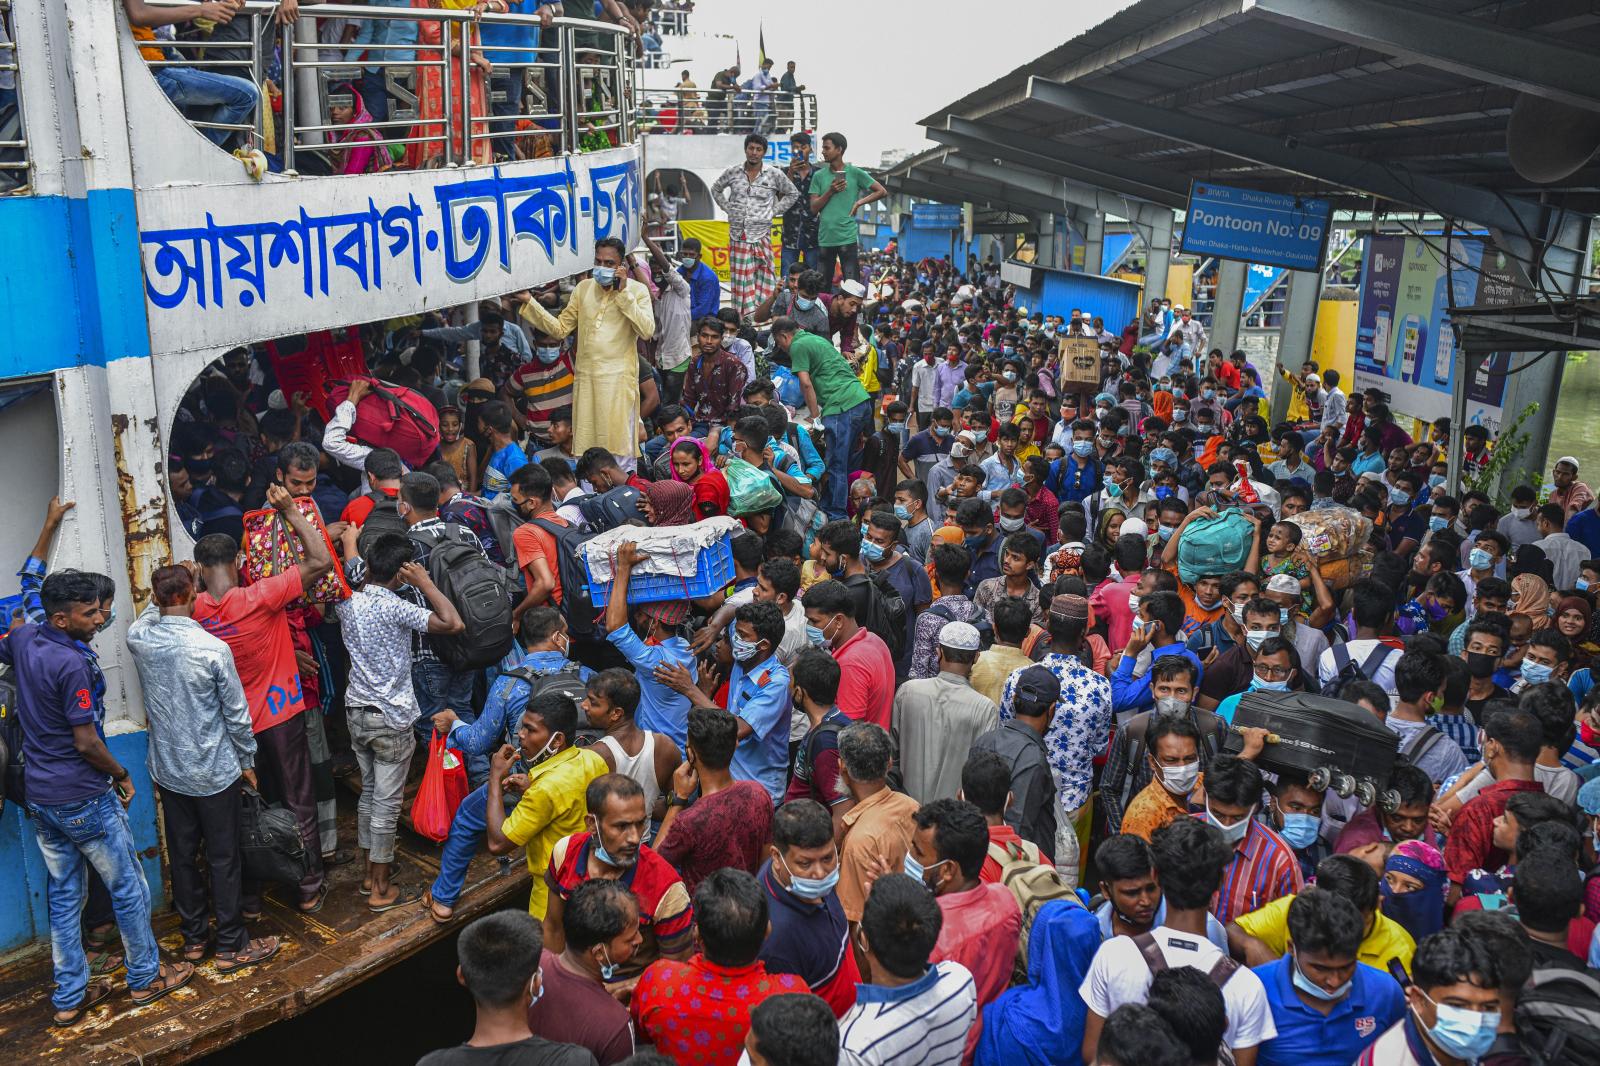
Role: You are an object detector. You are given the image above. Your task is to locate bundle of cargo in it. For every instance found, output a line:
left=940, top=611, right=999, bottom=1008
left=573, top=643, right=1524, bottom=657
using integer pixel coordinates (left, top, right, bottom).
left=1287, top=507, right=1373, bottom=589
left=580, top=516, right=743, bottom=607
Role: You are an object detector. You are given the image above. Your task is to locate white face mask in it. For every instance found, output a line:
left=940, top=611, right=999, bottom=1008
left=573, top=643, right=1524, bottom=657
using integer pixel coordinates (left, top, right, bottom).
left=1159, top=759, right=1200, bottom=795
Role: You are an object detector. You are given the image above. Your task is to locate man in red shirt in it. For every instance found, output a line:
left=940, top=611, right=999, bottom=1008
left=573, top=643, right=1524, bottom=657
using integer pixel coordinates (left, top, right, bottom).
left=1443, top=707, right=1547, bottom=906
left=543, top=774, right=694, bottom=990
left=192, top=484, right=334, bottom=912
left=338, top=446, right=404, bottom=529
left=801, top=579, right=893, bottom=728
left=960, top=751, right=1053, bottom=883
left=631, top=868, right=808, bottom=1066
left=910, top=798, right=1022, bottom=1062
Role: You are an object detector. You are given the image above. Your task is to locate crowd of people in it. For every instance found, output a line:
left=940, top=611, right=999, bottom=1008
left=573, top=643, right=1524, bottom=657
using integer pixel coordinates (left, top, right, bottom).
left=8, top=122, right=1600, bottom=1065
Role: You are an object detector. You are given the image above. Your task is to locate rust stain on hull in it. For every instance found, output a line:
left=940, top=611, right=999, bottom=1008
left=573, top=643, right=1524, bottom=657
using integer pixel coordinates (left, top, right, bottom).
left=109, top=413, right=171, bottom=614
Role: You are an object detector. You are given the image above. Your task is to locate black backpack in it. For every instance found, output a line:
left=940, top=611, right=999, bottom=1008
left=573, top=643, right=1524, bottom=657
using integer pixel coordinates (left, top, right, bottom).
left=1515, top=967, right=1600, bottom=1066
left=577, top=486, right=645, bottom=533
left=502, top=663, right=595, bottom=744
left=526, top=517, right=601, bottom=639
left=356, top=492, right=409, bottom=559
left=411, top=524, right=516, bottom=672
left=843, top=571, right=907, bottom=661
left=1322, top=641, right=1399, bottom=700
left=484, top=493, right=528, bottom=569
left=0, top=663, right=24, bottom=813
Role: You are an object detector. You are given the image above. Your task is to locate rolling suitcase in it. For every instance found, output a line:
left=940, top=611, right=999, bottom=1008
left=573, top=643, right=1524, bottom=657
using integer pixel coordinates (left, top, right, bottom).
left=1222, top=690, right=1400, bottom=809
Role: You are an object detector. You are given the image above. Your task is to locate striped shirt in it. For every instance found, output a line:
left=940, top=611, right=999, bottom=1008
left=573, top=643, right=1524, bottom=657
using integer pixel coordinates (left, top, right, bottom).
left=1426, top=709, right=1481, bottom=764
left=507, top=354, right=576, bottom=435
left=838, top=961, right=977, bottom=1066
left=1207, top=816, right=1305, bottom=925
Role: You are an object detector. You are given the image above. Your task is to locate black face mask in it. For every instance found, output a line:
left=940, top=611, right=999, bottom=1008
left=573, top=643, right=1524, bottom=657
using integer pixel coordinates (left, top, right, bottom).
left=1465, top=652, right=1499, bottom=679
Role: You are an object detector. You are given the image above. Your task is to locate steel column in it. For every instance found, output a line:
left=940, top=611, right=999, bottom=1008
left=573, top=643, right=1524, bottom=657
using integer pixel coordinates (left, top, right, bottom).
left=1210, top=259, right=1248, bottom=356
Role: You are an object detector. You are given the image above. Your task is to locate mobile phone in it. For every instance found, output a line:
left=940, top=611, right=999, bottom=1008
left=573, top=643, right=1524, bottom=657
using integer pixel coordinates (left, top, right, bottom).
left=1434, top=323, right=1454, bottom=386
left=1400, top=316, right=1421, bottom=381
left=1372, top=306, right=1392, bottom=365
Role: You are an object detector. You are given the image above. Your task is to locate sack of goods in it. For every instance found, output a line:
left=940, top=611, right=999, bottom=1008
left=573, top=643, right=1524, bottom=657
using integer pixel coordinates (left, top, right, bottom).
left=1223, top=690, right=1400, bottom=810
left=1288, top=507, right=1374, bottom=590
left=1175, top=507, right=1254, bottom=587
left=580, top=516, right=743, bottom=607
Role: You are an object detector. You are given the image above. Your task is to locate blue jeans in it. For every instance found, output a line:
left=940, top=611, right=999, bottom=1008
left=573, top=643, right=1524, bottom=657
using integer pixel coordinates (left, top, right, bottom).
left=781, top=244, right=820, bottom=277
left=820, top=398, right=874, bottom=520
left=356, top=68, right=390, bottom=124
left=490, top=71, right=525, bottom=142
left=153, top=67, right=260, bottom=148
left=430, top=782, right=515, bottom=908
left=413, top=660, right=488, bottom=786
left=30, top=790, right=161, bottom=1009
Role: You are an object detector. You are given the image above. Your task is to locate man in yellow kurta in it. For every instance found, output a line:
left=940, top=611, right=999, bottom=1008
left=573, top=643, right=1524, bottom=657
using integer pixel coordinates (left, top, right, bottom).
left=518, top=238, right=655, bottom=468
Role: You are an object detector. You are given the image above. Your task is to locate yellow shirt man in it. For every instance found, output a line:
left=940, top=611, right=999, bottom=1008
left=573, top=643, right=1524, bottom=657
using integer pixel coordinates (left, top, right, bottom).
left=970, top=645, right=1034, bottom=707
left=501, top=744, right=609, bottom=917
left=1232, top=892, right=1416, bottom=973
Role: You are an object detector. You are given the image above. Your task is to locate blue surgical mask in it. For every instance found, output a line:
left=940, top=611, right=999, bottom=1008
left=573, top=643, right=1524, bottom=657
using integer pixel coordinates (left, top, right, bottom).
left=1250, top=675, right=1291, bottom=692
left=795, top=296, right=815, bottom=311
left=1290, top=948, right=1351, bottom=1002
left=591, top=833, right=633, bottom=868
left=1206, top=803, right=1253, bottom=844
left=893, top=504, right=911, bottom=522
left=1173, top=408, right=1188, bottom=422
left=1519, top=659, right=1554, bottom=685
left=1157, top=523, right=1177, bottom=541
left=1389, top=486, right=1411, bottom=507
left=1105, top=481, right=1123, bottom=499
left=1579, top=578, right=1591, bottom=592
left=1428, top=515, right=1447, bottom=532
left=933, top=425, right=951, bottom=438
left=1428, top=473, right=1445, bottom=489
left=1419, top=993, right=1500, bottom=1062
left=779, top=854, right=840, bottom=900
left=1072, top=440, right=1094, bottom=458
left=592, top=265, right=617, bottom=286
left=901, top=853, right=946, bottom=889
left=1245, top=629, right=1278, bottom=651
left=1279, top=607, right=1291, bottom=626
left=806, top=624, right=828, bottom=648
left=536, top=345, right=563, bottom=365
left=1202, top=388, right=1215, bottom=400
left=859, top=539, right=886, bottom=563
left=1278, top=812, right=1322, bottom=851
left=597, top=948, right=619, bottom=982
left=1469, top=547, right=1493, bottom=571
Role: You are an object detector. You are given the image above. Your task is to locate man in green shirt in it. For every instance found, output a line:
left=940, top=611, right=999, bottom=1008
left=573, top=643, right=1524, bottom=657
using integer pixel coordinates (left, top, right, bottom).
left=772, top=317, right=873, bottom=522
left=808, top=131, right=886, bottom=291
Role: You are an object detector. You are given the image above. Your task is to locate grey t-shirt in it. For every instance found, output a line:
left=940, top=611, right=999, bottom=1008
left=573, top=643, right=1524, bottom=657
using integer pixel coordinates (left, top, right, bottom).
left=771, top=290, right=829, bottom=334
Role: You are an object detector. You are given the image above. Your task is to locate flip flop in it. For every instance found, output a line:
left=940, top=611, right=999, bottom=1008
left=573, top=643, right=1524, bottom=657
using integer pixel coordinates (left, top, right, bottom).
left=51, top=981, right=112, bottom=1028
left=295, top=886, right=329, bottom=915
left=129, top=961, right=195, bottom=1007
left=368, top=884, right=423, bottom=914
left=214, top=936, right=281, bottom=974
left=321, top=848, right=357, bottom=868
left=420, top=889, right=454, bottom=924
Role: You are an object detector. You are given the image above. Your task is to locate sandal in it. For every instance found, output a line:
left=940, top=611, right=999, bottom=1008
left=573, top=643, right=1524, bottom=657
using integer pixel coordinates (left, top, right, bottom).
left=180, top=940, right=209, bottom=964
left=129, top=961, right=195, bottom=1006
left=83, top=924, right=117, bottom=952
left=421, top=889, right=454, bottom=924
left=321, top=847, right=357, bottom=868
left=368, top=883, right=423, bottom=914
left=295, top=886, right=328, bottom=915
left=87, top=949, right=124, bottom=976
left=214, top=936, right=281, bottom=974
left=51, top=980, right=113, bottom=1027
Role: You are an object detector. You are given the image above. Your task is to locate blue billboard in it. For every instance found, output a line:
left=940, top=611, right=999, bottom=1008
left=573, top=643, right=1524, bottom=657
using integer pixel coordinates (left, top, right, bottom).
left=911, top=203, right=962, bottom=229
left=1180, top=181, right=1332, bottom=272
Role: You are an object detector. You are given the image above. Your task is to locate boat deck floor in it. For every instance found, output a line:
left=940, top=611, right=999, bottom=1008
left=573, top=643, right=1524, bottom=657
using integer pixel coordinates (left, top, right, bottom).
left=0, top=780, right=528, bottom=1064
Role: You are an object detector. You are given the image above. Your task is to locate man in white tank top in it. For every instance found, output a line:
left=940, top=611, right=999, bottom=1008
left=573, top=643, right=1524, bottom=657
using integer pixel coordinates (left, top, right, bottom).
left=582, top=667, right=684, bottom=823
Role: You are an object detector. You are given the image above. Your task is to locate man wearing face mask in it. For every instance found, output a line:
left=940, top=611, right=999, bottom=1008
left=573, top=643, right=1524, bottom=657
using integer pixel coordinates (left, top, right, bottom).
left=516, top=238, right=656, bottom=474
left=676, top=237, right=721, bottom=323
left=907, top=798, right=1022, bottom=1060
left=525, top=878, right=642, bottom=1064
left=757, top=800, right=862, bottom=1017
left=1101, top=657, right=1229, bottom=833
left=1205, top=754, right=1305, bottom=924
left=1356, top=928, right=1504, bottom=1066
left=1251, top=889, right=1404, bottom=1066
left=1045, top=419, right=1105, bottom=505
left=1120, top=715, right=1206, bottom=842
left=543, top=774, right=694, bottom=991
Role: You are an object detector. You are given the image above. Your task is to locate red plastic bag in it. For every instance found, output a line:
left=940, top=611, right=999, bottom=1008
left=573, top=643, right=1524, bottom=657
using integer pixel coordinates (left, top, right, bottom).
left=410, top=732, right=469, bottom=843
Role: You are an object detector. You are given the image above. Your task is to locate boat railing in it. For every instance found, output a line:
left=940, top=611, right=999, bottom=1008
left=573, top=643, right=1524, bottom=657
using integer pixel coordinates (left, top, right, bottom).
left=0, top=0, right=27, bottom=194
left=634, top=86, right=817, bottom=137
left=135, top=1, right=636, bottom=174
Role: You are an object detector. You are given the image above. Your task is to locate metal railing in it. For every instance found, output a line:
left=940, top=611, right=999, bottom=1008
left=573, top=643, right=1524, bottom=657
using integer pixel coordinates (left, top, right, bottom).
left=649, top=9, right=690, bottom=37
left=635, top=87, right=817, bottom=136
left=0, top=0, right=27, bottom=193
left=138, top=2, right=635, bottom=173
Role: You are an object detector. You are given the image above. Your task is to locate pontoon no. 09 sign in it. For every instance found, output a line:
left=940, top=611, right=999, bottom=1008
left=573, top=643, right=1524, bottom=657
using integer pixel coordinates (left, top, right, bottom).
left=1180, top=181, right=1332, bottom=273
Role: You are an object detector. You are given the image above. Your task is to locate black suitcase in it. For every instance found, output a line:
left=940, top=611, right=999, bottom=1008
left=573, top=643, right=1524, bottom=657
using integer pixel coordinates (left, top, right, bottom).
left=1222, top=690, right=1399, bottom=808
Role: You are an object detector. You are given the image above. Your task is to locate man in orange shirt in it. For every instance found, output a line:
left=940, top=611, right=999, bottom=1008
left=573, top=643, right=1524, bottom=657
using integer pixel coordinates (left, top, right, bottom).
left=835, top=723, right=919, bottom=926
left=1121, top=716, right=1203, bottom=842
left=507, top=463, right=567, bottom=632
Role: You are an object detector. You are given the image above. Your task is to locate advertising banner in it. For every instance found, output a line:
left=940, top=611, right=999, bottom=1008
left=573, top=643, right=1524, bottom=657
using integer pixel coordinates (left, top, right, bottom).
left=1352, top=234, right=1521, bottom=431
left=1180, top=181, right=1332, bottom=272
left=675, top=219, right=783, bottom=282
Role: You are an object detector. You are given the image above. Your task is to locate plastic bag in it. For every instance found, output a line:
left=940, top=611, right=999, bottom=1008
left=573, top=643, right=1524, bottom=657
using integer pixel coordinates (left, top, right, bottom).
left=724, top=457, right=784, bottom=515
left=410, top=732, right=469, bottom=843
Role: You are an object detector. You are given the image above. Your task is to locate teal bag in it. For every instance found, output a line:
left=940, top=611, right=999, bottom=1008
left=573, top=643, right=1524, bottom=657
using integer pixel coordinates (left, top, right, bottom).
left=1175, top=507, right=1254, bottom=586
left=725, top=458, right=784, bottom=515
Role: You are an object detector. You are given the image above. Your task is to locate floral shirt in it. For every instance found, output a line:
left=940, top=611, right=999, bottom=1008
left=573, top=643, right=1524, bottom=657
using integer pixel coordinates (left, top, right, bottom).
left=1000, top=652, right=1113, bottom=813
left=712, top=164, right=800, bottom=241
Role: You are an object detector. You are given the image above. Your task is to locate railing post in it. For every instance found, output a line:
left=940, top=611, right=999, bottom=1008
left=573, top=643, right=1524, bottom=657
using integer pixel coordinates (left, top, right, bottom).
left=249, top=12, right=264, bottom=150
left=459, top=15, right=474, bottom=164
left=560, top=25, right=577, bottom=155
left=440, top=12, right=454, bottom=165
left=292, top=13, right=322, bottom=153
left=281, top=20, right=295, bottom=171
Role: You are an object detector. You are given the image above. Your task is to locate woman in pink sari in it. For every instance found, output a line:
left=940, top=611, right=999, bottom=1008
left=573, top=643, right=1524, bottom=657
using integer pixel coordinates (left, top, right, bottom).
left=405, top=0, right=496, bottom=168
left=327, top=82, right=384, bottom=175
left=669, top=436, right=730, bottom=519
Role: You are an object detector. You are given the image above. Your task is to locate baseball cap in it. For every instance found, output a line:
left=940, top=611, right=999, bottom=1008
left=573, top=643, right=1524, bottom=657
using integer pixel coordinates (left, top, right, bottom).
left=1013, top=665, right=1062, bottom=708
left=937, top=621, right=981, bottom=652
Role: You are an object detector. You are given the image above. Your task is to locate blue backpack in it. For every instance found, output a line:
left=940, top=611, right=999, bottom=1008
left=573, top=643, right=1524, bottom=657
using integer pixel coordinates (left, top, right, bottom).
left=1175, top=507, right=1254, bottom=586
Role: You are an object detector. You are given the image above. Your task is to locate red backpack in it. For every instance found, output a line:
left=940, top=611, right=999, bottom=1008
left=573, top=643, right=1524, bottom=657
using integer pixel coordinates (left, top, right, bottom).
left=325, top=377, right=440, bottom=469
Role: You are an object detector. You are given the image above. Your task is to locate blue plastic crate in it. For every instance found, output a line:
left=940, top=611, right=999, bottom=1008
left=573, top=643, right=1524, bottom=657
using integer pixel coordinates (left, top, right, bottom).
left=584, top=536, right=735, bottom=608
